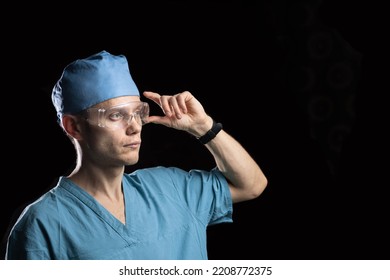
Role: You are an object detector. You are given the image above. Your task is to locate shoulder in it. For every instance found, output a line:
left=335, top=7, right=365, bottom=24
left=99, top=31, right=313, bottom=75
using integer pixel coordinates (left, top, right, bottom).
left=125, top=166, right=187, bottom=180
left=12, top=194, right=55, bottom=228
left=9, top=183, right=69, bottom=235
left=124, top=166, right=227, bottom=188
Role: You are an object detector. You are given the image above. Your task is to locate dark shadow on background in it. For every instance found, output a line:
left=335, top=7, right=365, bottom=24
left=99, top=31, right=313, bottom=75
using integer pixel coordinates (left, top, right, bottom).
left=1, top=0, right=389, bottom=260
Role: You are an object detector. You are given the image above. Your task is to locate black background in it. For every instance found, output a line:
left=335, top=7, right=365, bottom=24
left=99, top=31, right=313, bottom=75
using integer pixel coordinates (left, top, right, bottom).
left=1, top=1, right=388, bottom=259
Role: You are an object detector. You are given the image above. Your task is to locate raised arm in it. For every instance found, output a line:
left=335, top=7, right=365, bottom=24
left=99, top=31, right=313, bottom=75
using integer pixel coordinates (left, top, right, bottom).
left=143, top=91, right=268, bottom=203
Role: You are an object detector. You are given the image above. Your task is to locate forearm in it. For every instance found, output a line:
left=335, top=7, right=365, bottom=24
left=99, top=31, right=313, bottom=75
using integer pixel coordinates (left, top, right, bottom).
left=204, top=128, right=268, bottom=203
left=142, top=90, right=267, bottom=202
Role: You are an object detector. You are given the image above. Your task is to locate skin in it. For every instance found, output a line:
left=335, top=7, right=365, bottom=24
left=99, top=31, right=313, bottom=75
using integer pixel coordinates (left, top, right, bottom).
left=62, top=91, right=268, bottom=224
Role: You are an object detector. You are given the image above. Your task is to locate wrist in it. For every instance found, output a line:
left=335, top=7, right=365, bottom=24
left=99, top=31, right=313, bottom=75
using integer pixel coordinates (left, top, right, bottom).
left=197, top=119, right=223, bottom=144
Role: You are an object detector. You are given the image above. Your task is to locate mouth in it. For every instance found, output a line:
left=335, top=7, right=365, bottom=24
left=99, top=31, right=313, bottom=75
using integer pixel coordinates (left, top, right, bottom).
left=124, top=141, right=141, bottom=149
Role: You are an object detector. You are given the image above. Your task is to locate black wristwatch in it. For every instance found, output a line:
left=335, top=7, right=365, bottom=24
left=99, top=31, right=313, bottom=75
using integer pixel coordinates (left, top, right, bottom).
left=197, top=119, right=223, bottom=144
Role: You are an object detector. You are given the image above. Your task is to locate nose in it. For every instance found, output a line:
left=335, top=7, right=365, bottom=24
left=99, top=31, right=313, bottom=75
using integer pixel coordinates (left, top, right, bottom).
left=125, top=114, right=142, bottom=134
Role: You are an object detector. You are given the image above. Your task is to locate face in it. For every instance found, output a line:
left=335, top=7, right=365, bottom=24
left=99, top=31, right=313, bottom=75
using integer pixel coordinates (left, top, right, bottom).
left=79, top=96, right=149, bottom=168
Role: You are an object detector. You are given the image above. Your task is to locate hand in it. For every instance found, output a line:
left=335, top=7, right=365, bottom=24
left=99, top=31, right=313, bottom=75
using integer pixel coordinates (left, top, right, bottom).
left=142, top=91, right=213, bottom=137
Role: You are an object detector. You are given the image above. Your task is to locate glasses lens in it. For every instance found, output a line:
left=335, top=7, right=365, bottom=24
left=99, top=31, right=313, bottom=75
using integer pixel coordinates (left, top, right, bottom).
left=86, top=102, right=149, bottom=129
left=104, top=102, right=149, bottom=129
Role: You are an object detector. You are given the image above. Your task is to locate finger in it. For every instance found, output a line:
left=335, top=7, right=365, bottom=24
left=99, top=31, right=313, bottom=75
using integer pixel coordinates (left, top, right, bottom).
left=175, top=92, right=190, bottom=114
left=168, top=96, right=183, bottom=119
left=159, top=95, right=174, bottom=117
left=143, top=91, right=172, bottom=116
left=146, top=115, right=170, bottom=126
left=142, top=91, right=161, bottom=106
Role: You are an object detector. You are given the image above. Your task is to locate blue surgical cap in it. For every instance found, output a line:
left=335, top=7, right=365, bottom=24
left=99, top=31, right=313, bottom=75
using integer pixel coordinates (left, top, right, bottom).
left=52, top=50, right=139, bottom=121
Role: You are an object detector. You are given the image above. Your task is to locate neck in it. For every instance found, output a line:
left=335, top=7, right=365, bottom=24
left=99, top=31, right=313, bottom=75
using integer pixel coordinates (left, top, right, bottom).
left=68, top=165, right=126, bottom=225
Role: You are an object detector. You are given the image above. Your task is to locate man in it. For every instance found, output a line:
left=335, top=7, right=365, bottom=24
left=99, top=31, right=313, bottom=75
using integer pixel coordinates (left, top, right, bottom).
left=6, top=50, right=267, bottom=259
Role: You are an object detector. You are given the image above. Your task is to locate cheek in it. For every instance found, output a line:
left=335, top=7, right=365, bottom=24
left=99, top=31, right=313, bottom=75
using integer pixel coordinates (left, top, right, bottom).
left=85, top=130, right=118, bottom=151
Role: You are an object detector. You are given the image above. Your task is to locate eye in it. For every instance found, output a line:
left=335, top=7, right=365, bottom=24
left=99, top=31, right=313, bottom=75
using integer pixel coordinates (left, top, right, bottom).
left=108, top=111, right=125, bottom=122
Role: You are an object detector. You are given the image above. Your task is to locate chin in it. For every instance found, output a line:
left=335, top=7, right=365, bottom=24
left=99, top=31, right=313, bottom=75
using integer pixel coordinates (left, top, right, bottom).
left=123, top=157, right=139, bottom=166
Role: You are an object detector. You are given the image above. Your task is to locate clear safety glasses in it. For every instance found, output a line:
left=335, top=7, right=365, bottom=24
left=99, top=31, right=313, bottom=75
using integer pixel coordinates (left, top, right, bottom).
left=85, top=101, right=150, bottom=130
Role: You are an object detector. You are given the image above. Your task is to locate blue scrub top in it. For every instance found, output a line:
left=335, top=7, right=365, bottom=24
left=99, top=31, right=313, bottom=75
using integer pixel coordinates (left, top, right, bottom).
left=6, top=166, right=233, bottom=260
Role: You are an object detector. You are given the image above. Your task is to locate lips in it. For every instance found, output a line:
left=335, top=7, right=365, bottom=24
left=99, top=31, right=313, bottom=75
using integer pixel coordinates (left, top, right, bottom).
left=124, top=141, right=141, bottom=148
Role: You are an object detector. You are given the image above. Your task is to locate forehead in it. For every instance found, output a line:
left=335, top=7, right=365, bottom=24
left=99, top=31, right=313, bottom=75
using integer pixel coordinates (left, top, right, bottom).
left=93, top=96, right=141, bottom=108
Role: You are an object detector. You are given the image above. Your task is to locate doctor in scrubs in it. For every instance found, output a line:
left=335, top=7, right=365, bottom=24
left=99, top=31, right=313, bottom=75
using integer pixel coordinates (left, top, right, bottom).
left=5, top=50, right=267, bottom=260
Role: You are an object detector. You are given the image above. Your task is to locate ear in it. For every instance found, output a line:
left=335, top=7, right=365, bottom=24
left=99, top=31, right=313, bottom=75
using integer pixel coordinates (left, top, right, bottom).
left=62, top=115, right=83, bottom=140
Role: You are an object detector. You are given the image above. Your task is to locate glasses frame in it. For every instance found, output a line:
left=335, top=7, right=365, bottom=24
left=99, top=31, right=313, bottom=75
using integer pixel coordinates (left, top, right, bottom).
left=84, top=101, right=149, bottom=130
